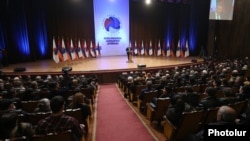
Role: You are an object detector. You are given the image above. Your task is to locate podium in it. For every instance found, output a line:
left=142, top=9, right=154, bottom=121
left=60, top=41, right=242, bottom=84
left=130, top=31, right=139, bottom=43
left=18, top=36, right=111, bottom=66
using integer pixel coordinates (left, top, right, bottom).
left=126, top=50, right=133, bottom=63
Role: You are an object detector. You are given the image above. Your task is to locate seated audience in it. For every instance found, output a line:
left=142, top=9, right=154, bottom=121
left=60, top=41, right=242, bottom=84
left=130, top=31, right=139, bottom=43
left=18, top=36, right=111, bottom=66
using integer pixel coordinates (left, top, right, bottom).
left=165, top=94, right=195, bottom=126
left=219, top=87, right=238, bottom=105
left=138, top=80, right=155, bottom=101
left=33, top=98, right=51, bottom=113
left=0, top=98, right=16, bottom=112
left=236, top=85, right=250, bottom=101
left=196, top=87, right=222, bottom=110
left=0, top=111, right=34, bottom=140
left=67, top=92, right=91, bottom=133
left=150, top=85, right=173, bottom=108
left=181, top=86, right=200, bottom=108
left=35, top=96, right=85, bottom=141
left=188, top=105, right=237, bottom=141
left=236, top=99, right=250, bottom=125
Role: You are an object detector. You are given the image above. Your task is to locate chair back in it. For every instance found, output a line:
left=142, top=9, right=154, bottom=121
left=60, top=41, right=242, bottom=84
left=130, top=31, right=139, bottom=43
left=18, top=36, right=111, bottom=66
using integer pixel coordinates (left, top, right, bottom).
left=154, top=98, right=170, bottom=120
left=164, top=110, right=205, bottom=141
left=147, top=98, right=170, bottom=122
left=21, top=101, right=39, bottom=113
left=228, top=100, right=248, bottom=118
left=33, top=130, right=73, bottom=141
left=65, top=108, right=82, bottom=124
left=130, top=85, right=146, bottom=101
left=202, top=107, right=219, bottom=124
left=175, top=110, right=204, bottom=141
left=143, top=90, right=158, bottom=104
left=24, top=112, right=51, bottom=126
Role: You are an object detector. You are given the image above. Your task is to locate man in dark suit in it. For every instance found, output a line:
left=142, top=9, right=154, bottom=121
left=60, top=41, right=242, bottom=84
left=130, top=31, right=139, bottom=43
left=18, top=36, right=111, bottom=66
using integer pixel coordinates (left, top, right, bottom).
left=126, top=47, right=132, bottom=61
left=209, top=0, right=227, bottom=20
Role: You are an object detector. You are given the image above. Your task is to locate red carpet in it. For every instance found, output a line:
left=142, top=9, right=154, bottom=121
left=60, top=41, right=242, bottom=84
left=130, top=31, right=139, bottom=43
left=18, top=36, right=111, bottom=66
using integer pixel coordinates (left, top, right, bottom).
left=94, top=84, right=157, bottom=141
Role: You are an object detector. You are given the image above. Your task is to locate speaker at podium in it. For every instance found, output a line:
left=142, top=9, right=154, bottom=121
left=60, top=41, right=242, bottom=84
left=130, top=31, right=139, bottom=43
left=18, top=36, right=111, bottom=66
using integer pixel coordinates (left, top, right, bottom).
left=126, top=47, right=133, bottom=63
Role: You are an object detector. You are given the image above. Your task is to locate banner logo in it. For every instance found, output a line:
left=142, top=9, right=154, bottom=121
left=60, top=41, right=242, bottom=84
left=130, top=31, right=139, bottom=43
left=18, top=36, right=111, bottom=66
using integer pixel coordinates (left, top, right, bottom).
left=104, top=16, right=121, bottom=33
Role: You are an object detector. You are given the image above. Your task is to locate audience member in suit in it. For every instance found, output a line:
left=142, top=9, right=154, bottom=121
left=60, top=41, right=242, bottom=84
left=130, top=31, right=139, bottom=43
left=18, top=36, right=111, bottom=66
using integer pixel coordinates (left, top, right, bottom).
left=47, top=81, right=68, bottom=99
left=212, top=78, right=222, bottom=91
left=236, top=85, right=250, bottom=101
left=219, top=87, right=238, bottom=105
left=236, top=99, right=250, bottom=125
left=35, top=96, right=85, bottom=141
left=69, top=78, right=81, bottom=92
left=0, top=111, right=34, bottom=140
left=196, top=87, right=222, bottom=110
left=66, top=92, right=91, bottom=134
left=138, top=80, right=155, bottom=101
left=209, top=0, right=231, bottom=20
left=187, top=105, right=237, bottom=141
left=150, top=85, right=173, bottom=108
left=124, top=76, right=134, bottom=98
left=80, top=80, right=95, bottom=99
left=154, top=76, right=167, bottom=97
left=165, top=94, right=195, bottom=126
left=181, top=86, right=200, bottom=108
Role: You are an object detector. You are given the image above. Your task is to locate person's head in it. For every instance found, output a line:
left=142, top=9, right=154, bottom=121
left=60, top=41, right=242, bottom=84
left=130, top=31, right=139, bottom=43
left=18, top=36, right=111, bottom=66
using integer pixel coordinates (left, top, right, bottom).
left=204, top=87, right=217, bottom=97
left=37, top=98, right=51, bottom=112
left=223, top=87, right=235, bottom=97
left=171, top=95, right=185, bottom=112
left=164, top=85, right=173, bottom=94
left=0, top=99, right=16, bottom=111
left=50, top=96, right=65, bottom=113
left=0, top=112, right=18, bottom=130
left=217, top=105, right=236, bottom=122
left=72, top=92, right=86, bottom=106
left=185, top=86, right=194, bottom=93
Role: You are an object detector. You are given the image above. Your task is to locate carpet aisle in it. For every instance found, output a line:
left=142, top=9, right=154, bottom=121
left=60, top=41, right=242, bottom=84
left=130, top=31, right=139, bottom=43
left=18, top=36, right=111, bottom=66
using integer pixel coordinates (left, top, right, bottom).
left=93, top=84, right=158, bottom=141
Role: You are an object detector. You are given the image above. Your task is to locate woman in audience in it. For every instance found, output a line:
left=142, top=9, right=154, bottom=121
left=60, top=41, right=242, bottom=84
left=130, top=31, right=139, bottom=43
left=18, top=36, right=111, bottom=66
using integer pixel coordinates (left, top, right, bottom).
left=67, top=92, right=91, bottom=133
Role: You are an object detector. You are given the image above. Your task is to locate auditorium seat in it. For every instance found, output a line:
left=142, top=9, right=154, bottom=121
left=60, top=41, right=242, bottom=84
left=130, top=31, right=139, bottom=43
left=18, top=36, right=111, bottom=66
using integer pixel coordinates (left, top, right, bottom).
left=201, top=107, right=219, bottom=125
left=21, top=100, right=39, bottom=113
left=146, top=97, right=170, bottom=123
left=137, top=90, right=157, bottom=114
left=163, top=110, right=205, bottom=141
left=18, top=112, right=51, bottom=126
left=129, top=85, right=146, bottom=102
left=228, top=100, right=248, bottom=118
left=33, top=130, right=74, bottom=141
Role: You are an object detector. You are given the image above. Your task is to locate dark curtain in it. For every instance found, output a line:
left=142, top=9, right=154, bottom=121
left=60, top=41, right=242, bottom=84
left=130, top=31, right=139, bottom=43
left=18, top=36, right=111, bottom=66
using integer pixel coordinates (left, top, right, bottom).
left=130, top=0, right=210, bottom=56
left=0, top=0, right=209, bottom=64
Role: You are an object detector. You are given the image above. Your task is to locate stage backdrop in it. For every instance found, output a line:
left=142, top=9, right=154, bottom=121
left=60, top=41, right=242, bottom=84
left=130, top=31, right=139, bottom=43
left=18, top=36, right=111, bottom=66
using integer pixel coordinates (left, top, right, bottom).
left=93, top=0, right=129, bottom=56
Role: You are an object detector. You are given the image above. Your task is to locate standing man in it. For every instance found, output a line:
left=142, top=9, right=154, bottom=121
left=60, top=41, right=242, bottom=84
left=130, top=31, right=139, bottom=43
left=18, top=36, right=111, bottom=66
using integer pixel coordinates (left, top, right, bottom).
left=126, top=46, right=132, bottom=62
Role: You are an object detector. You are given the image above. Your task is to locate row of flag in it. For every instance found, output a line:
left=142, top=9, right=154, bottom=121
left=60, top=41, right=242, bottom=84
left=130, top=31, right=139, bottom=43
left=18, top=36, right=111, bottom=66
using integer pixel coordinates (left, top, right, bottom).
left=52, top=38, right=190, bottom=63
left=53, top=37, right=101, bottom=63
left=129, top=40, right=190, bottom=58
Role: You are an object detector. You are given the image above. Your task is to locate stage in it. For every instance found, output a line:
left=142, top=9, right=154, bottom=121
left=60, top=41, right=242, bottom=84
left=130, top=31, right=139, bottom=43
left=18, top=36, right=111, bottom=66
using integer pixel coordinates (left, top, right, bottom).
left=0, top=55, right=203, bottom=83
